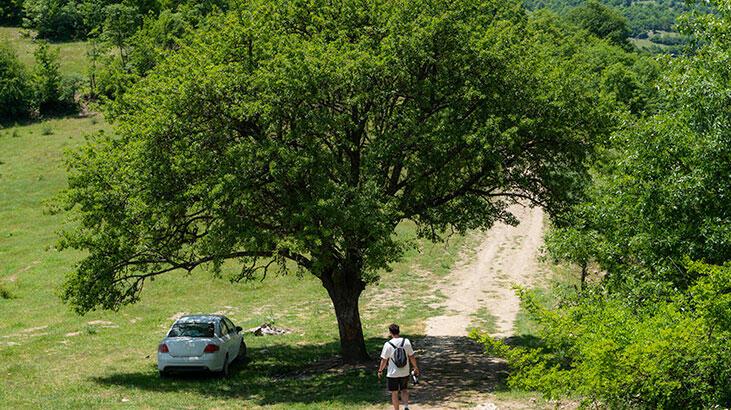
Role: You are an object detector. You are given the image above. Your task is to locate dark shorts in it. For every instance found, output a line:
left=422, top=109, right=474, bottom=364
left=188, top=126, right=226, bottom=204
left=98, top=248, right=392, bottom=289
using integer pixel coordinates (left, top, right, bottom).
left=387, top=376, right=409, bottom=391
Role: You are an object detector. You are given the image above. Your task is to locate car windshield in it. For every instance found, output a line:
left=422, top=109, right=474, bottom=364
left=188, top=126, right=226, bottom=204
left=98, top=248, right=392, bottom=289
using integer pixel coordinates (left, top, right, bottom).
left=168, top=322, right=215, bottom=338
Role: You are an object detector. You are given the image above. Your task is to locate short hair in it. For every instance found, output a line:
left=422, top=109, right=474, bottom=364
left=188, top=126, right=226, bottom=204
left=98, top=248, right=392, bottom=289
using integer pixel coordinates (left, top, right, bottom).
left=388, top=324, right=400, bottom=335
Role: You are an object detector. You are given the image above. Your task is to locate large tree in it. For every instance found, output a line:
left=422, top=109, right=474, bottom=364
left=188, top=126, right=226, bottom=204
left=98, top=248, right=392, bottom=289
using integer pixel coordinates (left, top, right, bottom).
left=59, top=0, right=613, bottom=362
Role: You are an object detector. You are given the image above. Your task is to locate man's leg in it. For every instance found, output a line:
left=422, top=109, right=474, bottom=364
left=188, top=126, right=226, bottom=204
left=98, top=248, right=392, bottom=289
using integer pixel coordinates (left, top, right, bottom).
left=391, top=391, right=399, bottom=410
left=402, top=388, right=409, bottom=408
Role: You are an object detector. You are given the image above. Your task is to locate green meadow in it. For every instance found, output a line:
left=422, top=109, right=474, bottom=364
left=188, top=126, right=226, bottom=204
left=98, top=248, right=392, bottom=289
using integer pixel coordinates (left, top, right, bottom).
left=0, top=27, right=88, bottom=77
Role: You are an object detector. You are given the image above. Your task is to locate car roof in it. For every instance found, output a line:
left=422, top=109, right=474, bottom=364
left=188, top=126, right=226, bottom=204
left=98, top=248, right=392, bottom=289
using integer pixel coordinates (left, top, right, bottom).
left=175, top=314, right=227, bottom=323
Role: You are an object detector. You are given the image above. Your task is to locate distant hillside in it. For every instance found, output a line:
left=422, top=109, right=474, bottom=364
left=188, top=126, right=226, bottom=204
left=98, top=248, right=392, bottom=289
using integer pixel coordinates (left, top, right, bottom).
left=524, top=0, right=692, bottom=36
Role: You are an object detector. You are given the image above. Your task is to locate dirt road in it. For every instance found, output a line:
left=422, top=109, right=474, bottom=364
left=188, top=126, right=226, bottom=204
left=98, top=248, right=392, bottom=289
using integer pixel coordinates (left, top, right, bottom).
left=425, top=205, right=545, bottom=338
left=412, top=205, right=549, bottom=409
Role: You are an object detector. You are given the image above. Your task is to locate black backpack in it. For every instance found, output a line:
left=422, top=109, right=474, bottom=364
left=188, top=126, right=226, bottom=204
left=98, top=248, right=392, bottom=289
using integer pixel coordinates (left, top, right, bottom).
left=388, top=338, right=408, bottom=368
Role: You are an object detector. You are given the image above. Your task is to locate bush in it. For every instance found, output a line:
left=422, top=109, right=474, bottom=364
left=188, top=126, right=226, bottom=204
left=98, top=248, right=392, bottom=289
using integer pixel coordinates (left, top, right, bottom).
left=0, top=284, right=15, bottom=299
left=33, top=41, right=78, bottom=115
left=0, top=42, right=34, bottom=121
left=473, top=262, right=731, bottom=408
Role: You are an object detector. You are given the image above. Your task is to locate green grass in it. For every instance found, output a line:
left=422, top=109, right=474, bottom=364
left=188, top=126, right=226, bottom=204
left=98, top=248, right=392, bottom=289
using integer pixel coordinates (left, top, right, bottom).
left=630, top=37, right=658, bottom=50
left=630, top=30, right=684, bottom=52
left=0, top=116, right=470, bottom=408
left=468, top=306, right=497, bottom=335
left=0, top=26, right=88, bottom=77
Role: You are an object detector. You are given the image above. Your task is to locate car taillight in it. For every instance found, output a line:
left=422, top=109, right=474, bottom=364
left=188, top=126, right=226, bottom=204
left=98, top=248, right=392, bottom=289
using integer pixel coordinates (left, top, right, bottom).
left=203, top=344, right=219, bottom=353
left=158, top=343, right=169, bottom=353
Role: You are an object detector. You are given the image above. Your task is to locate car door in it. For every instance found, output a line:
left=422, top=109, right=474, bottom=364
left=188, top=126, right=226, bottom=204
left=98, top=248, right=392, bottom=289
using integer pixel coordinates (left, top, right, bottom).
left=218, top=320, right=233, bottom=361
left=223, top=317, right=239, bottom=358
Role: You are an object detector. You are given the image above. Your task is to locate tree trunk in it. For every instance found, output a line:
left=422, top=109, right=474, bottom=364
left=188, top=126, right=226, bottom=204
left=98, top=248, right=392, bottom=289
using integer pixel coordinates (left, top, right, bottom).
left=321, top=266, right=370, bottom=363
left=330, top=289, right=369, bottom=363
left=580, top=261, right=588, bottom=290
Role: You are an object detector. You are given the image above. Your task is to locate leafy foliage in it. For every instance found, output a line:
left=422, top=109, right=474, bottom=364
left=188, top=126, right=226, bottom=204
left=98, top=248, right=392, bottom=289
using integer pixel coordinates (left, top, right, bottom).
left=0, top=0, right=24, bottom=24
left=473, top=261, right=731, bottom=408
left=21, top=0, right=227, bottom=41
left=33, top=41, right=78, bottom=115
left=23, top=0, right=87, bottom=40
left=566, top=0, right=630, bottom=48
left=0, top=41, right=33, bottom=121
left=546, top=3, right=731, bottom=294
left=93, top=8, right=194, bottom=104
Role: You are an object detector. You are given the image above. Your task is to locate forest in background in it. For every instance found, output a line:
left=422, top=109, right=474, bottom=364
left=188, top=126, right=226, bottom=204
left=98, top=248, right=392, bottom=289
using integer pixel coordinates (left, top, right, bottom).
left=525, top=0, right=691, bottom=35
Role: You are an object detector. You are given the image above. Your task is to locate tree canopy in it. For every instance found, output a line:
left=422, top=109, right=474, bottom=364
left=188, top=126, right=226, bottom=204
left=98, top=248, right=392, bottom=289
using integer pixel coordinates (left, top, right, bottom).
left=567, top=0, right=631, bottom=48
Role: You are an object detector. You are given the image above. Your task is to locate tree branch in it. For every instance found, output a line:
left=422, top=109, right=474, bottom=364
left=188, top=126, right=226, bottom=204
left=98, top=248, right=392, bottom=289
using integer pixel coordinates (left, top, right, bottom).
left=112, top=248, right=312, bottom=286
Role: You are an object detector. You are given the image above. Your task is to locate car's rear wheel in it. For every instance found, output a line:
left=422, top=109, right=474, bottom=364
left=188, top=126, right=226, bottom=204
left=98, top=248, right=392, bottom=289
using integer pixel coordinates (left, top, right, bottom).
left=220, top=354, right=230, bottom=378
left=236, top=340, right=247, bottom=362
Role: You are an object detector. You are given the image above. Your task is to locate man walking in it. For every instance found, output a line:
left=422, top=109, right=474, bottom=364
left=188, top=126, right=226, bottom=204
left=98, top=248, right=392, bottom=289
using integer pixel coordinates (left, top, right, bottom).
left=378, top=324, right=420, bottom=410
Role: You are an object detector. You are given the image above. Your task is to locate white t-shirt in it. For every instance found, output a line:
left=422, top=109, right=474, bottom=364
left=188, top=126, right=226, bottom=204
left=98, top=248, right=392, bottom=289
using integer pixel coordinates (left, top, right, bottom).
left=380, top=337, right=414, bottom=378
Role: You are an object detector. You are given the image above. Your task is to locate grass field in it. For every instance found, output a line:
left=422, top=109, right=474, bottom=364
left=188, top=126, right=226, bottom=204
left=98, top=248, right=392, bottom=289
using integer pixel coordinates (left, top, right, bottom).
left=0, top=115, right=472, bottom=408
left=0, top=27, right=88, bottom=77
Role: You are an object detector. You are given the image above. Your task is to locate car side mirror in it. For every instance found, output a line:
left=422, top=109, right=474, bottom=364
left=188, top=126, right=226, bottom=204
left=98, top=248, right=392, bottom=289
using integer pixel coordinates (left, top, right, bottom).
left=235, top=326, right=243, bottom=333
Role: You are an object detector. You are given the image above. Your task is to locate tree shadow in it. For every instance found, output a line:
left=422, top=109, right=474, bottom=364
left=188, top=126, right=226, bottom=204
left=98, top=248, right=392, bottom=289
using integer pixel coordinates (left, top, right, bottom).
left=93, top=335, right=509, bottom=407
left=413, top=335, right=509, bottom=406
left=0, top=111, right=91, bottom=129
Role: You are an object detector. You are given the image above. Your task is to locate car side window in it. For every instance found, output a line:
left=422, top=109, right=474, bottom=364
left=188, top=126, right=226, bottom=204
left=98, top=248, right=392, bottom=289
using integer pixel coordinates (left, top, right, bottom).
left=224, top=318, right=236, bottom=334
left=219, top=320, right=229, bottom=336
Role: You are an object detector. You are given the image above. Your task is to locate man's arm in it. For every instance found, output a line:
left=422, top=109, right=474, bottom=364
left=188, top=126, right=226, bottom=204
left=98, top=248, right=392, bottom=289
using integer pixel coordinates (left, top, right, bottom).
left=409, top=354, right=420, bottom=376
left=378, top=358, right=388, bottom=380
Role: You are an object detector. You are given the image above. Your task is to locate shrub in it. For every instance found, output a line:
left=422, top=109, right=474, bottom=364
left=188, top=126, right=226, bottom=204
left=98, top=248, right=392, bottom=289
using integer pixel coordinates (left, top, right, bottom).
left=0, top=284, right=14, bottom=299
left=33, top=41, right=78, bottom=115
left=473, top=262, right=731, bottom=408
left=0, top=42, right=33, bottom=121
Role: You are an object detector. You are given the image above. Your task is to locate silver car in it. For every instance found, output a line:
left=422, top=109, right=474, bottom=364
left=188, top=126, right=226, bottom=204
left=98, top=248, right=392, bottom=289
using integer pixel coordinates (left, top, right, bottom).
left=157, top=314, right=246, bottom=377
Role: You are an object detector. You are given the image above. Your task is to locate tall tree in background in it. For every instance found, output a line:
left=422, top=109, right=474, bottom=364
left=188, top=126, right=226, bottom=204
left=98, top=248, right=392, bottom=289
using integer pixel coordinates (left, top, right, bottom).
left=568, top=0, right=631, bottom=49
left=100, top=3, right=139, bottom=67
left=59, top=0, right=613, bottom=362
